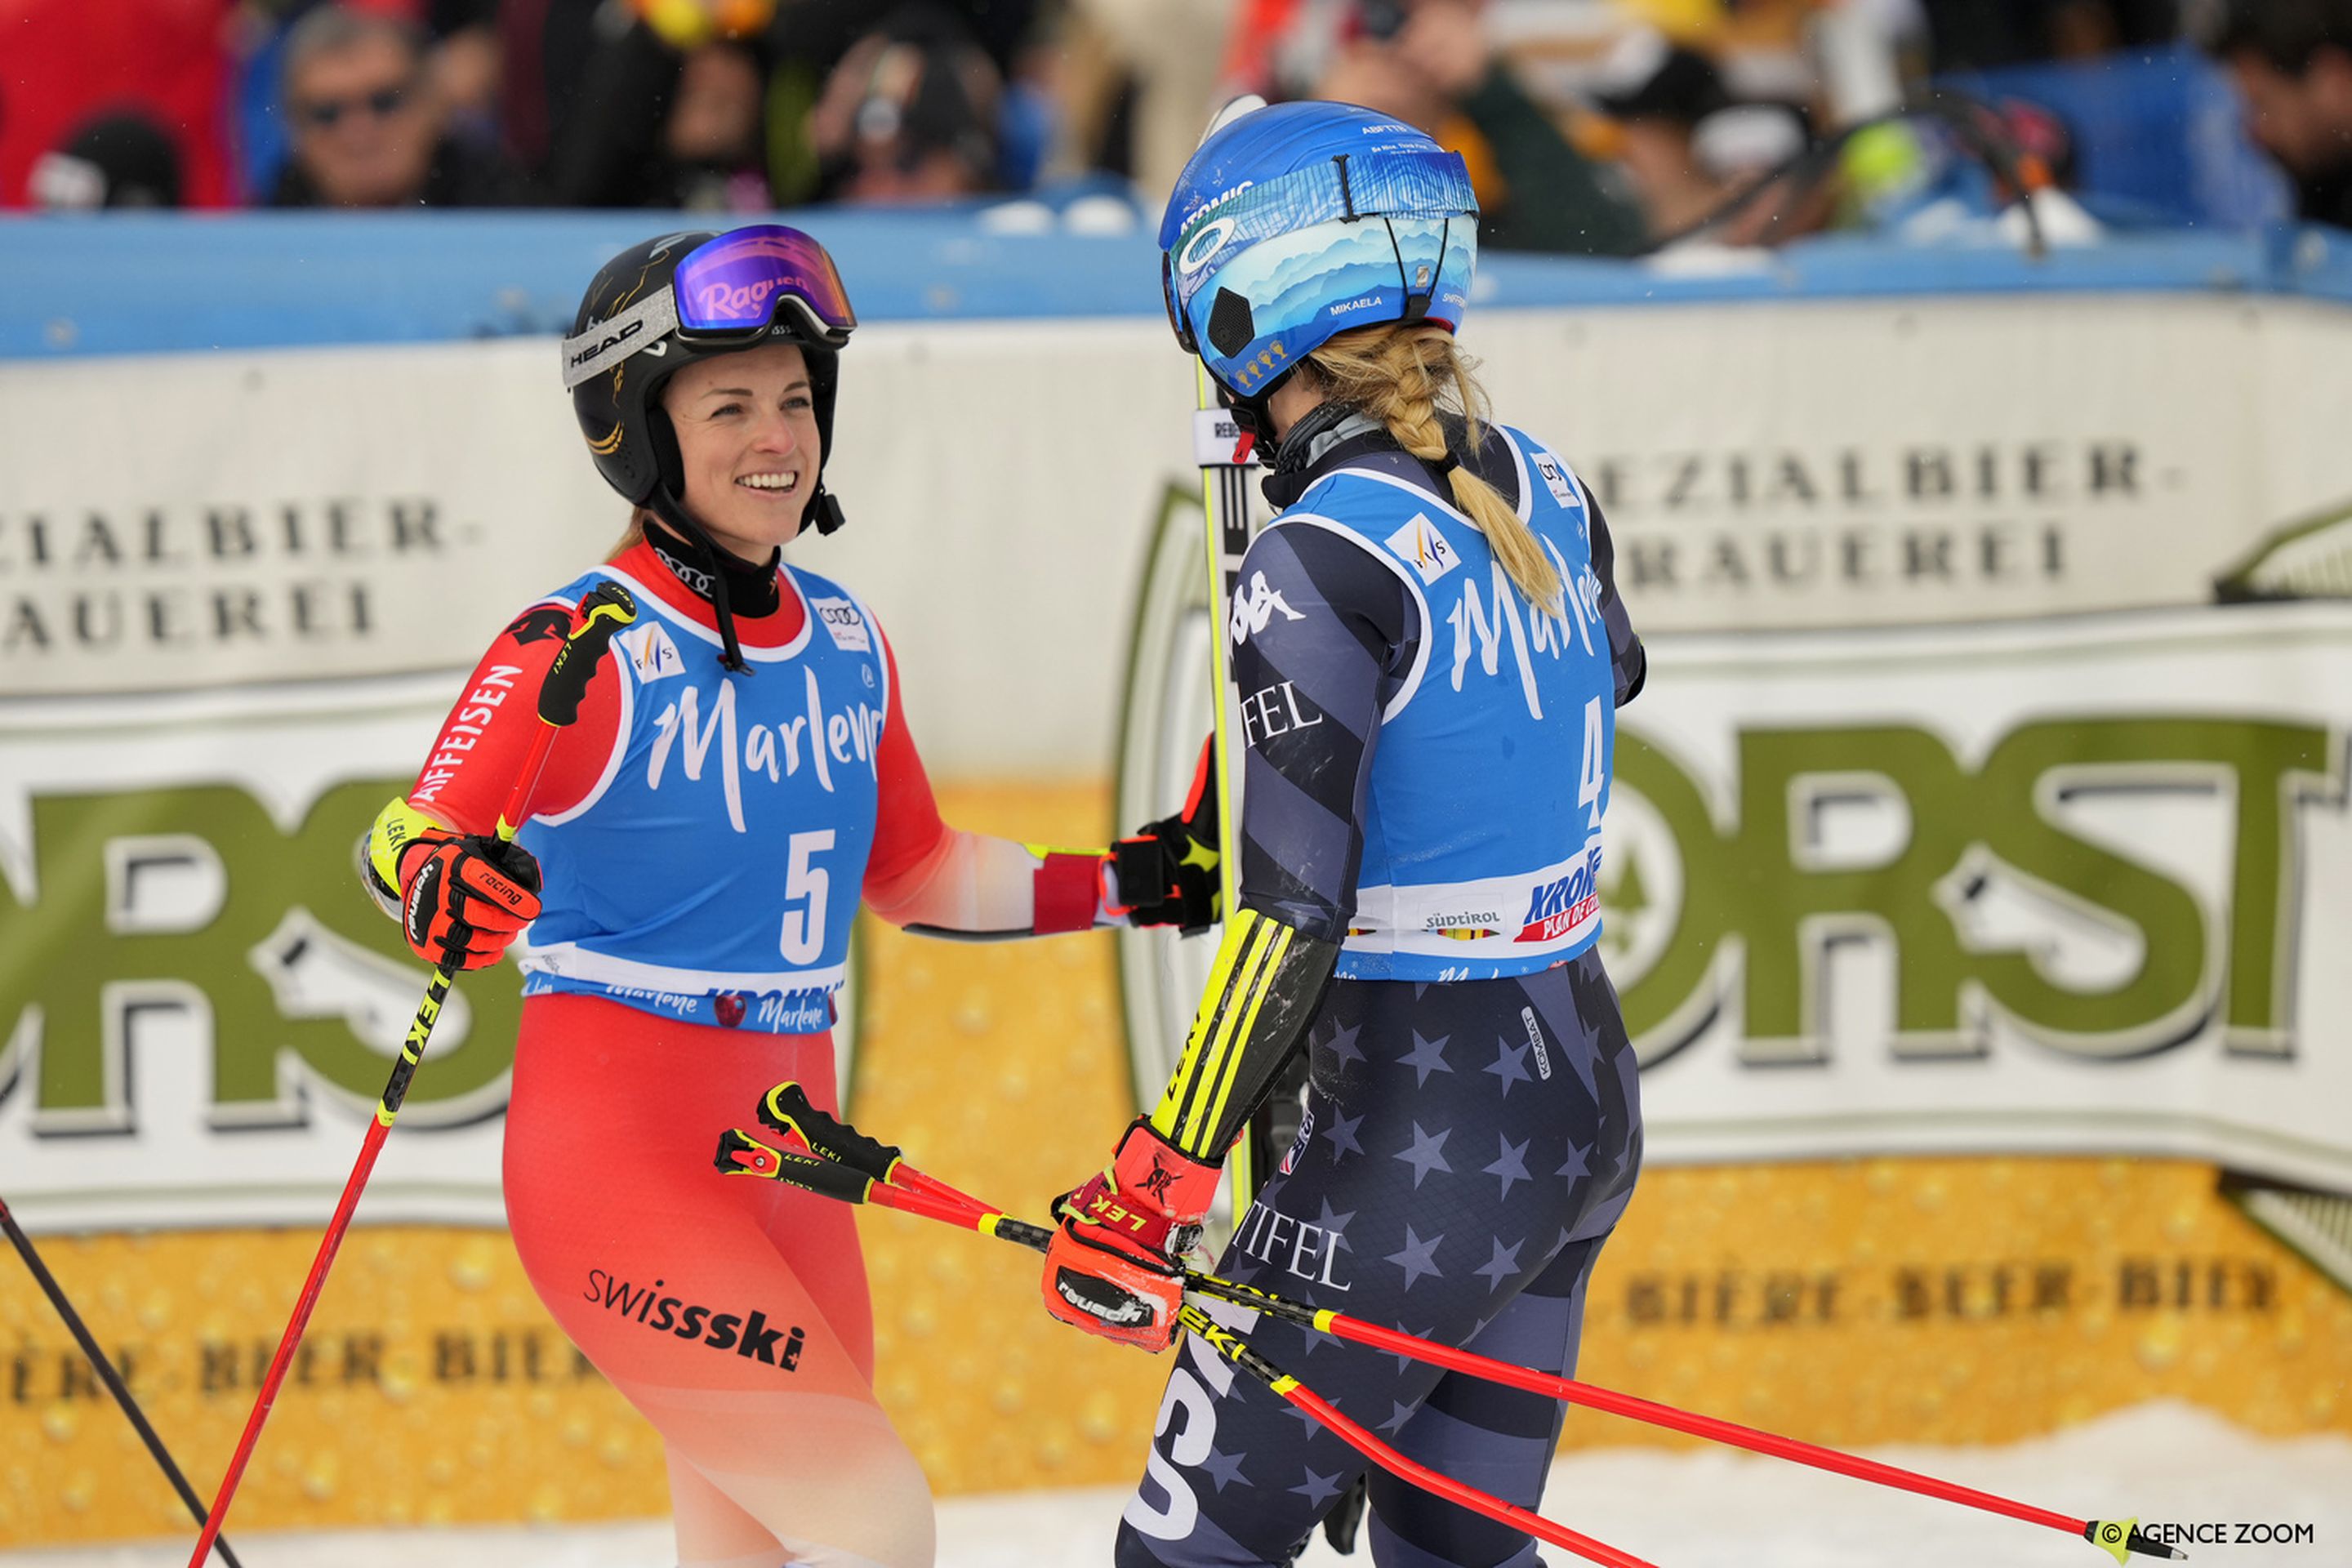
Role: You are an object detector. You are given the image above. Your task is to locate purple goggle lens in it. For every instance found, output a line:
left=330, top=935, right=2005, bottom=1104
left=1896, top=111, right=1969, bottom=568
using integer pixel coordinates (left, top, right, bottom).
left=673, top=225, right=857, bottom=344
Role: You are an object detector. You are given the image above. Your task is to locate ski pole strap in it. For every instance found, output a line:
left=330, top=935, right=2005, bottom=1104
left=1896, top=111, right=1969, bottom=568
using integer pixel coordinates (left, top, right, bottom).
left=537, top=579, right=637, bottom=728
left=758, top=1080, right=903, bottom=1183
left=712, top=1129, right=875, bottom=1203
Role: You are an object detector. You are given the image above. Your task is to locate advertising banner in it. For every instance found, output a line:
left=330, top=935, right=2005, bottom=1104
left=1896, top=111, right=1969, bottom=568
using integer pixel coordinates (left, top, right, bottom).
left=5, top=263, right=2352, bottom=1546
left=1606, top=605, right=2350, bottom=1187
left=1472, top=294, right=2352, bottom=630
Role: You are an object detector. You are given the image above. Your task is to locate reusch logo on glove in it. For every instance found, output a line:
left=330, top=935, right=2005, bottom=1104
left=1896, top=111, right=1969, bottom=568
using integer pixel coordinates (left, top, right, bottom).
left=1056, top=1268, right=1154, bottom=1328
left=403, top=858, right=442, bottom=946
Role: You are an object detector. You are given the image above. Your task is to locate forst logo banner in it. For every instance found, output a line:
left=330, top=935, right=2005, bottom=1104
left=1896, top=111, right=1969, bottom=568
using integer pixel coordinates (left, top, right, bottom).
left=12, top=618, right=2338, bottom=1224
left=1589, top=608, right=2350, bottom=1190
left=0, top=675, right=522, bottom=1234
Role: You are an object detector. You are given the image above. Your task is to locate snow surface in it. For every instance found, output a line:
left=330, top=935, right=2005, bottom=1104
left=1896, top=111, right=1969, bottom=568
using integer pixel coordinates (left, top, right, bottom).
left=13, top=1404, right=2348, bottom=1567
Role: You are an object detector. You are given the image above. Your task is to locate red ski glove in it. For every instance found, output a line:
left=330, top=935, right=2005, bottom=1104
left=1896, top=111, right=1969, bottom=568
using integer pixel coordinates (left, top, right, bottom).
left=1042, top=1120, right=1222, bottom=1352
left=361, top=795, right=542, bottom=970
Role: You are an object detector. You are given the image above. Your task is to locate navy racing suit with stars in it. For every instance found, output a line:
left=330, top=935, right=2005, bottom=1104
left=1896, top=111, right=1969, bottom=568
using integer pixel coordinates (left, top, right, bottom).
left=1116, top=412, right=1646, bottom=1568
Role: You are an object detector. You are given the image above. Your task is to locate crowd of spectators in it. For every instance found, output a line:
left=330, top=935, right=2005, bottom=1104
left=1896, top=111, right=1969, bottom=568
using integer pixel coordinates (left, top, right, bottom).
left=7, top=0, right=2350, bottom=252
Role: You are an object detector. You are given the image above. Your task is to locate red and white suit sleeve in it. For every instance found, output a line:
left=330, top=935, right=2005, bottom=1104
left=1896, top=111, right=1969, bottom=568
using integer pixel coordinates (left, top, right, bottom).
left=404, top=595, right=624, bottom=833
left=859, top=628, right=1107, bottom=938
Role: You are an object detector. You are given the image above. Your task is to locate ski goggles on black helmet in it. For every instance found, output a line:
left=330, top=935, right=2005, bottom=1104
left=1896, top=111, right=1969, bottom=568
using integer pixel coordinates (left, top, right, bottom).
left=561, top=225, right=857, bottom=390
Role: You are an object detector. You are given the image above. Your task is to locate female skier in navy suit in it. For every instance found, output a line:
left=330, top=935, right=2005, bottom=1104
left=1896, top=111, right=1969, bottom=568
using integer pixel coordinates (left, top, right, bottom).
left=1038, top=105, right=1650, bottom=1568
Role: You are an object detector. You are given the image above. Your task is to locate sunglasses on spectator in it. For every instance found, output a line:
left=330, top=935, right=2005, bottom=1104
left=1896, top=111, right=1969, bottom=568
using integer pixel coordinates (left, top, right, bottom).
left=296, top=82, right=412, bottom=129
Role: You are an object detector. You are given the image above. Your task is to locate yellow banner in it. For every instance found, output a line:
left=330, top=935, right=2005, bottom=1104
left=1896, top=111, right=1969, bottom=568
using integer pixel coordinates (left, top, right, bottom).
left=3, top=786, right=2348, bottom=1546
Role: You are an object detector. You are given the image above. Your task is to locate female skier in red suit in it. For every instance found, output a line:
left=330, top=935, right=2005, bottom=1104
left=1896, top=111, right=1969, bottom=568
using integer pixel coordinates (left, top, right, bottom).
left=360, top=226, right=1215, bottom=1568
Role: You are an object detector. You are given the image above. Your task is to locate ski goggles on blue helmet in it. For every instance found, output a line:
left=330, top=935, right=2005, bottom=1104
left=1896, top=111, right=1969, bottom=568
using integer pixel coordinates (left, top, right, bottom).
left=1160, top=145, right=1474, bottom=355
left=562, top=224, right=857, bottom=390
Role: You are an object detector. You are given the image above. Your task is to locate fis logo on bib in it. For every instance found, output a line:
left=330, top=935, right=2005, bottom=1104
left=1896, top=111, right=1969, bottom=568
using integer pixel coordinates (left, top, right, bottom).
left=1383, top=514, right=1459, bottom=585
left=1516, top=855, right=1601, bottom=944
left=620, top=622, right=684, bottom=683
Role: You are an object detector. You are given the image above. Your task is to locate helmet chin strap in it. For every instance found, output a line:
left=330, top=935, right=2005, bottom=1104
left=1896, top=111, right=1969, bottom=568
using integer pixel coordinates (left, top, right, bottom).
left=804, top=483, right=847, bottom=536
left=1222, top=363, right=1302, bottom=457
left=645, top=489, right=765, bottom=675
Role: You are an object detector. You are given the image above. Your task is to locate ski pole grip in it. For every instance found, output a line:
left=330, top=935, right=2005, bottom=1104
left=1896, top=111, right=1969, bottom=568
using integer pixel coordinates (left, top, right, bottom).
left=757, top=1081, right=902, bottom=1183
left=539, top=580, right=638, bottom=727
left=713, top=1129, right=874, bottom=1203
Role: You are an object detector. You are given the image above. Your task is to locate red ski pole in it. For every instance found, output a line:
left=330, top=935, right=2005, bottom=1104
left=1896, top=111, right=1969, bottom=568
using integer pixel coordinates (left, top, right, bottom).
left=723, top=1092, right=2185, bottom=1566
left=711, top=1128, right=1659, bottom=1568
left=185, top=582, right=635, bottom=1567
left=1201, top=1279, right=2180, bottom=1564
left=1174, top=1302, right=1655, bottom=1568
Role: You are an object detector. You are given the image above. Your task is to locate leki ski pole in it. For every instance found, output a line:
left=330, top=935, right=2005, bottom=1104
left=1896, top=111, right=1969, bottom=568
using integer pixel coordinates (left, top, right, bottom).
left=0, top=1196, right=244, bottom=1566
left=717, top=1088, right=2185, bottom=1567
left=716, top=1102, right=1654, bottom=1568
left=186, top=581, right=635, bottom=1567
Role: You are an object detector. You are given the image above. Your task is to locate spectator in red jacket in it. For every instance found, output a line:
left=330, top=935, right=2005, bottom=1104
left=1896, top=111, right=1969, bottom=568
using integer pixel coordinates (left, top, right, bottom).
left=0, top=0, right=232, bottom=207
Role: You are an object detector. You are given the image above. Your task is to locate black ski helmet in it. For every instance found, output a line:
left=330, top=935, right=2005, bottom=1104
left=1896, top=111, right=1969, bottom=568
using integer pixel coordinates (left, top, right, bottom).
left=563, top=225, right=857, bottom=540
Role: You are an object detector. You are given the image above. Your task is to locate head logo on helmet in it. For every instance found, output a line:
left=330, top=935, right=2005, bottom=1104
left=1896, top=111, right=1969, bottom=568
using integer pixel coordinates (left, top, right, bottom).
left=565, top=316, right=644, bottom=372
left=1158, top=101, right=1480, bottom=416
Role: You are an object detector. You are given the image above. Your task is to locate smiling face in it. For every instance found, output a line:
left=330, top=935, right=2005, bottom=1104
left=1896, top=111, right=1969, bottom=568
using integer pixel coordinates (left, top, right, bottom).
left=660, top=342, right=823, bottom=561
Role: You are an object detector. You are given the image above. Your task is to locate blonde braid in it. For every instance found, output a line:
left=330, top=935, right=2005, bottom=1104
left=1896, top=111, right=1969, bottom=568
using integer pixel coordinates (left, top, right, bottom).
left=1307, top=323, right=1564, bottom=616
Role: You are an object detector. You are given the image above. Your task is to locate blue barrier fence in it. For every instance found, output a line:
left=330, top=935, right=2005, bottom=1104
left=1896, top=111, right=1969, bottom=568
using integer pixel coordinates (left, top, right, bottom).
left=4, top=208, right=2350, bottom=360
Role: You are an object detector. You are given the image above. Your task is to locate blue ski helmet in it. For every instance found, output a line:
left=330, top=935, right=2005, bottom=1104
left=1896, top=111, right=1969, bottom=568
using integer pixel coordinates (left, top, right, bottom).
left=1160, top=101, right=1478, bottom=407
